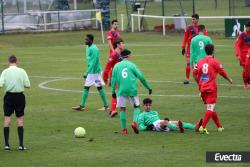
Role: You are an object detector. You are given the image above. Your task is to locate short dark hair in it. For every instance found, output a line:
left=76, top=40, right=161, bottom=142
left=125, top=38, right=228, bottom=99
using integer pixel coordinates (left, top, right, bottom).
left=112, top=19, right=118, bottom=25
left=143, top=98, right=152, bottom=105
left=121, top=49, right=131, bottom=58
left=164, top=117, right=170, bottom=121
left=113, top=38, right=123, bottom=49
left=246, top=21, right=250, bottom=28
left=8, top=55, right=17, bottom=63
left=198, top=25, right=205, bottom=32
left=192, top=14, right=199, bottom=19
left=86, top=34, right=94, bottom=41
left=205, top=44, right=214, bottom=55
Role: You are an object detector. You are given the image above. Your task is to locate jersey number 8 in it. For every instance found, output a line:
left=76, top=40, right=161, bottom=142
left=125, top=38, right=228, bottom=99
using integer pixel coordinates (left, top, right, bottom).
left=202, top=63, right=209, bottom=74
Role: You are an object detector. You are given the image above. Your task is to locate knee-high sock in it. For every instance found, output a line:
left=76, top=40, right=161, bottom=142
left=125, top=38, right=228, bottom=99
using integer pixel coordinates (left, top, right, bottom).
left=98, top=89, right=108, bottom=107
left=132, top=108, right=140, bottom=123
left=120, top=111, right=126, bottom=129
left=186, top=65, right=191, bottom=79
left=211, top=112, right=222, bottom=128
left=202, top=110, right=213, bottom=128
left=167, top=123, right=178, bottom=131
left=243, top=69, right=248, bottom=86
left=80, top=88, right=89, bottom=107
left=4, top=127, right=9, bottom=146
left=182, top=122, right=195, bottom=129
left=18, top=126, right=24, bottom=147
left=110, top=97, right=117, bottom=112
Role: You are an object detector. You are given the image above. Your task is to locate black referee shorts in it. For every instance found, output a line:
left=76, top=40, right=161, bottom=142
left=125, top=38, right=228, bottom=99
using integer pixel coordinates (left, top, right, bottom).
left=3, top=92, right=26, bottom=117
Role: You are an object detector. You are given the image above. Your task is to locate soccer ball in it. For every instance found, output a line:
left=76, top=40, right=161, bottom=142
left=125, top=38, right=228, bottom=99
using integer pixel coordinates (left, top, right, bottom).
left=74, top=127, right=86, bottom=138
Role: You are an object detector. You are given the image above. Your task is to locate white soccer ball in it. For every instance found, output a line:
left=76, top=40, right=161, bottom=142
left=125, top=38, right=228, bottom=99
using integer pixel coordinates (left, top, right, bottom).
left=74, top=127, right=86, bottom=138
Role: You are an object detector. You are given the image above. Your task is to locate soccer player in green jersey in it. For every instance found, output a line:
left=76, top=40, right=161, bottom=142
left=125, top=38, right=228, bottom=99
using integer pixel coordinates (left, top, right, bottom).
left=190, top=25, right=213, bottom=67
left=138, top=98, right=202, bottom=133
left=72, top=34, right=108, bottom=111
left=111, top=49, right=152, bottom=134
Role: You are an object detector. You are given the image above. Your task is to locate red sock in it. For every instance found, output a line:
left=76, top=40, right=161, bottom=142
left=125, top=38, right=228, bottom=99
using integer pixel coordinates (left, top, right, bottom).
left=212, top=112, right=222, bottom=128
left=110, top=97, right=117, bottom=112
left=186, top=65, right=191, bottom=79
left=202, top=110, right=213, bottom=128
left=243, top=68, right=249, bottom=86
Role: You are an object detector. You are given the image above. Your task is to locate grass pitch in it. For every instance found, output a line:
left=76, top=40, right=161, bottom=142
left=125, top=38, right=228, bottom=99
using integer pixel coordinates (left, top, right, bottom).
left=0, top=30, right=249, bottom=167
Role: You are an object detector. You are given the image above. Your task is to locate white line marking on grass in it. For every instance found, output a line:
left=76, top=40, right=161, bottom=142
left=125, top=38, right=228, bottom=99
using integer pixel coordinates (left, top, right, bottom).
left=37, top=77, right=249, bottom=99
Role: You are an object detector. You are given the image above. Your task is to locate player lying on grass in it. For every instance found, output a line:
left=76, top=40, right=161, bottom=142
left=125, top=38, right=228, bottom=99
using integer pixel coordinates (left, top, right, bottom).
left=138, top=98, right=202, bottom=133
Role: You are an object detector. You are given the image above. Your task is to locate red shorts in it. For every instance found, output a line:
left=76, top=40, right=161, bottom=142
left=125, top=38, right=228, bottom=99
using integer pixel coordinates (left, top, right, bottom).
left=200, top=92, right=217, bottom=104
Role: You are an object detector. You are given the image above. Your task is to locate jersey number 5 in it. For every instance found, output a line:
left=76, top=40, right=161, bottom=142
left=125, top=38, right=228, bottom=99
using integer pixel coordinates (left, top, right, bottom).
left=122, top=68, right=128, bottom=78
left=202, top=63, right=209, bottom=74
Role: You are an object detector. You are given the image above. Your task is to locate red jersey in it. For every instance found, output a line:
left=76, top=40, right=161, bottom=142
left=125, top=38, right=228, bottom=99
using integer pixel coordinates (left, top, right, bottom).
left=103, top=50, right=123, bottom=83
left=193, top=56, right=228, bottom=93
left=107, top=29, right=121, bottom=54
left=235, top=31, right=250, bottom=66
left=182, top=24, right=208, bottom=55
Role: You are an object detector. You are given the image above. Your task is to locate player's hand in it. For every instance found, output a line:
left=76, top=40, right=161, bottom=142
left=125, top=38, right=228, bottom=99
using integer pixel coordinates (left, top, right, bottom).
left=146, top=124, right=154, bottom=130
left=181, top=48, right=186, bottom=56
left=112, top=93, right=116, bottom=98
left=236, top=54, right=240, bottom=60
left=149, top=89, right=152, bottom=95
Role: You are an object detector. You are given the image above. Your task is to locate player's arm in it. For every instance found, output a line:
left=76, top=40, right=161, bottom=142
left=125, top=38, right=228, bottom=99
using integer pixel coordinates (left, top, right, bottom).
left=181, top=27, right=189, bottom=55
left=215, top=61, right=233, bottom=84
left=133, top=65, right=152, bottom=94
left=0, top=71, right=5, bottom=88
left=190, top=39, right=195, bottom=67
left=235, top=36, right=242, bottom=60
left=192, top=64, right=199, bottom=83
left=103, top=57, right=115, bottom=84
left=83, top=50, right=98, bottom=77
left=23, top=70, right=31, bottom=88
left=111, top=65, right=117, bottom=94
left=107, top=39, right=115, bottom=53
left=138, top=114, right=148, bottom=131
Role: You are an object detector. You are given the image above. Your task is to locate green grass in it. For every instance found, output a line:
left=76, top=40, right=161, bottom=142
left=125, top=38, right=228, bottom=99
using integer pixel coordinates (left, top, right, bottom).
left=0, top=31, right=250, bottom=167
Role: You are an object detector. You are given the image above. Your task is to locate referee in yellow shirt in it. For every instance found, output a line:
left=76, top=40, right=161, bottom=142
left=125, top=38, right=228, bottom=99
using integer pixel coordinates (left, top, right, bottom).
left=0, top=55, right=30, bottom=151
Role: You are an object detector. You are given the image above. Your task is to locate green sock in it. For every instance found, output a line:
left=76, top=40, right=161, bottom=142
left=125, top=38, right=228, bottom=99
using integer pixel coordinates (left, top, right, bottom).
left=182, top=122, right=195, bottom=129
left=120, top=111, right=127, bottom=129
left=133, top=108, right=140, bottom=123
left=98, top=89, right=108, bottom=107
left=167, top=123, right=178, bottom=131
left=80, top=88, right=89, bottom=107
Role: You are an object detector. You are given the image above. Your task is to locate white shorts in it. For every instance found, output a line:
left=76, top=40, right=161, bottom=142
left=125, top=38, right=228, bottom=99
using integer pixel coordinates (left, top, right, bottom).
left=153, top=120, right=170, bottom=132
left=117, top=96, right=140, bottom=108
left=84, top=73, right=105, bottom=87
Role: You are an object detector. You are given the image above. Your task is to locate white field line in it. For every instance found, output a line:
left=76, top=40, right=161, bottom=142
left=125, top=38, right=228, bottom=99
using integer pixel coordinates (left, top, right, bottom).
left=36, top=76, right=249, bottom=99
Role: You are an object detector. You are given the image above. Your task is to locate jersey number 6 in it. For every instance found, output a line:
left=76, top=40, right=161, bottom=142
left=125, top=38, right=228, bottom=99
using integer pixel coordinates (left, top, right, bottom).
left=122, top=68, right=128, bottom=78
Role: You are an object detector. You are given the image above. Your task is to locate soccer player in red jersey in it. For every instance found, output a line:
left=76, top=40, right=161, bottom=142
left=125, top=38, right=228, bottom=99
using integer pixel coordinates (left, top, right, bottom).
left=235, top=21, right=250, bottom=90
left=181, top=14, right=208, bottom=84
left=107, top=19, right=121, bottom=55
left=193, top=44, right=233, bottom=134
left=107, top=20, right=121, bottom=85
left=103, top=39, right=125, bottom=117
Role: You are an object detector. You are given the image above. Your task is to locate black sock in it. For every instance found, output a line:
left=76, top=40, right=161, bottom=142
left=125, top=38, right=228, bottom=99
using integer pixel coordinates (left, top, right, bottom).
left=17, top=126, right=24, bottom=147
left=4, top=127, right=10, bottom=146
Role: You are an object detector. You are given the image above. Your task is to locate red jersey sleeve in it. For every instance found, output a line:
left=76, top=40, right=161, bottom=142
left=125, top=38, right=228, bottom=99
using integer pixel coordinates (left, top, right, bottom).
left=182, top=27, right=190, bottom=48
left=214, top=59, right=228, bottom=78
left=103, top=55, right=116, bottom=83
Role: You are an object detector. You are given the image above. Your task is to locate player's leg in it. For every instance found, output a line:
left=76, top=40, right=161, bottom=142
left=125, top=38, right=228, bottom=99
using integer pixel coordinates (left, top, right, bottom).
left=129, top=96, right=140, bottom=134
left=3, top=93, right=14, bottom=150
left=184, top=55, right=191, bottom=84
left=15, top=93, right=26, bottom=150
left=182, top=122, right=195, bottom=130
left=97, top=86, right=109, bottom=109
left=117, top=96, right=128, bottom=134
